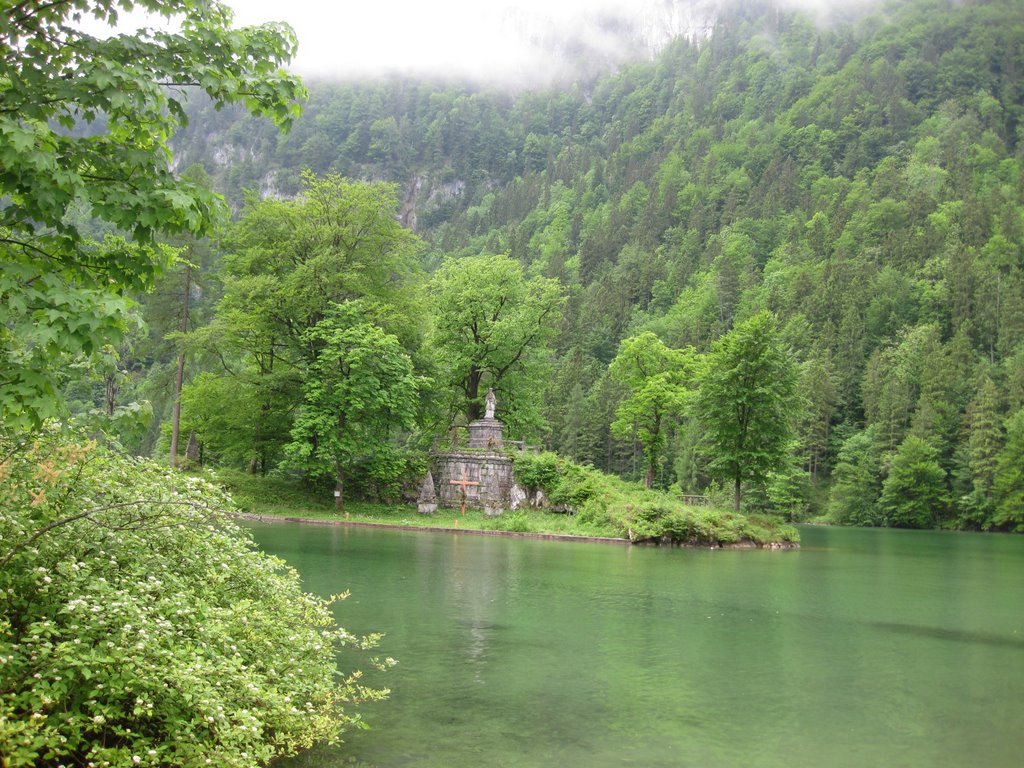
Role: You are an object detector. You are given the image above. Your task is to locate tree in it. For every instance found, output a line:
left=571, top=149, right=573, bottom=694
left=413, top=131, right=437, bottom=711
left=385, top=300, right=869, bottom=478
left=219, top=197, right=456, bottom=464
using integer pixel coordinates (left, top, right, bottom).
left=827, top=428, right=884, bottom=526
left=0, top=428, right=390, bottom=766
left=429, top=254, right=565, bottom=430
left=285, top=305, right=421, bottom=510
left=796, top=350, right=838, bottom=483
left=992, top=409, right=1024, bottom=532
left=178, top=370, right=294, bottom=470
left=697, top=312, right=799, bottom=512
left=184, top=172, right=424, bottom=471
left=961, top=375, right=1003, bottom=525
left=879, top=435, right=947, bottom=528
left=165, top=165, right=217, bottom=467
left=219, top=171, right=424, bottom=350
left=861, top=326, right=931, bottom=457
left=0, top=0, right=306, bottom=430
left=168, top=258, right=193, bottom=467
left=608, top=332, right=696, bottom=487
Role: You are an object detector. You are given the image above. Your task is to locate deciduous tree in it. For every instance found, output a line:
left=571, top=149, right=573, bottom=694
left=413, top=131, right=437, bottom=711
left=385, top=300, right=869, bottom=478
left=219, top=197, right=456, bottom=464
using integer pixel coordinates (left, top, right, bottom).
left=183, top=172, right=424, bottom=470
left=429, top=254, right=564, bottom=431
left=879, top=434, right=947, bottom=528
left=609, top=332, right=696, bottom=487
left=285, top=304, right=421, bottom=509
left=697, top=312, right=799, bottom=512
left=0, top=0, right=306, bottom=430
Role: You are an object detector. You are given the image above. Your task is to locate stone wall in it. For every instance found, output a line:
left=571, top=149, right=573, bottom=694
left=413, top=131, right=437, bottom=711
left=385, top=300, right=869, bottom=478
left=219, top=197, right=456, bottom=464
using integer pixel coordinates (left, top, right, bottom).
left=433, top=451, right=514, bottom=509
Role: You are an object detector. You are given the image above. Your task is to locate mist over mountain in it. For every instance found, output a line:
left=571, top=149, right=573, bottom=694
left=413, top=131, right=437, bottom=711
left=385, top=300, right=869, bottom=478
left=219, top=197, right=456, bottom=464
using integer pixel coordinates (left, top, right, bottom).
left=220, top=0, right=886, bottom=85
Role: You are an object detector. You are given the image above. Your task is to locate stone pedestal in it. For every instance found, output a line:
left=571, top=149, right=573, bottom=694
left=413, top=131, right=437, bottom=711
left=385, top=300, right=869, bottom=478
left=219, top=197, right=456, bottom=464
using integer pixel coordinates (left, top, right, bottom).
left=467, top=417, right=504, bottom=450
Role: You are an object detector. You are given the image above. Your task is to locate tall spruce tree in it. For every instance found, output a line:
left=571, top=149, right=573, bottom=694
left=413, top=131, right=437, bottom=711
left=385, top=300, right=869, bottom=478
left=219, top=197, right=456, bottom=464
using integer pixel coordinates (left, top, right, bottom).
left=963, top=375, right=1003, bottom=526
left=992, top=409, right=1024, bottom=532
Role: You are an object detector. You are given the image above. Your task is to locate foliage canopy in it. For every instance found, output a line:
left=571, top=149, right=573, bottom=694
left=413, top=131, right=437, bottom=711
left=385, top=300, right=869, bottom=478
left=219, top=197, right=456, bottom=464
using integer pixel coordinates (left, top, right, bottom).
left=429, top=253, right=564, bottom=431
left=697, top=312, right=799, bottom=511
left=0, top=0, right=306, bottom=430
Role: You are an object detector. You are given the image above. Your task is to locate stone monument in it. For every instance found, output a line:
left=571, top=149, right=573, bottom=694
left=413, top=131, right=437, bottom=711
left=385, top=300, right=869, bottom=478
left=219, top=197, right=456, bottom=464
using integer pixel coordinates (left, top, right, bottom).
left=417, top=470, right=438, bottom=515
left=425, top=388, right=516, bottom=515
left=467, top=388, right=505, bottom=450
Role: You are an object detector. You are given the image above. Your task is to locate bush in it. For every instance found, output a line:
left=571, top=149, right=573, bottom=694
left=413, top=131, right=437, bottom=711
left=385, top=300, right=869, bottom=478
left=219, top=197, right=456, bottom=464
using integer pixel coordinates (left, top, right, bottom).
left=0, top=428, right=391, bottom=767
left=512, top=451, right=562, bottom=492
left=660, top=509, right=740, bottom=544
left=547, top=463, right=600, bottom=508
left=575, top=497, right=614, bottom=530
left=513, top=450, right=799, bottom=546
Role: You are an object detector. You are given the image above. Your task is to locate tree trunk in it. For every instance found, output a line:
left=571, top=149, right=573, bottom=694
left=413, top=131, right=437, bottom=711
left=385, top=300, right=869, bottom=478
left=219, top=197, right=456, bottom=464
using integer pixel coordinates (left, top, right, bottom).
left=335, top=464, right=345, bottom=512
left=169, top=265, right=192, bottom=468
left=733, top=476, right=742, bottom=513
left=104, top=372, right=118, bottom=416
left=466, top=367, right=482, bottom=422
left=644, top=464, right=655, bottom=489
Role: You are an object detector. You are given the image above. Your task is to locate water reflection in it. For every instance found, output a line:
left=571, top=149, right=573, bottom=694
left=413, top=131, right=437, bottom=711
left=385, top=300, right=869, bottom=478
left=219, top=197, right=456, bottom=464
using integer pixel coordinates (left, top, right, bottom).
left=251, top=524, right=1024, bottom=768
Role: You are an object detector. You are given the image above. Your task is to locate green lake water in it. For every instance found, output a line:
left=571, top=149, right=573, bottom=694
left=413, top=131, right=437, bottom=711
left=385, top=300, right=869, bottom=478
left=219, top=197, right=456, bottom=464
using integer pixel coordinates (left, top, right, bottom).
left=245, top=522, right=1024, bottom=768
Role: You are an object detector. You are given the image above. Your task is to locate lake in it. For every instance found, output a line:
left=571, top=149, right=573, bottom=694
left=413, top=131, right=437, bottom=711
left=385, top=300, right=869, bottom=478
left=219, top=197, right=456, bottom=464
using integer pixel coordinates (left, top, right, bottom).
left=245, top=522, right=1024, bottom=768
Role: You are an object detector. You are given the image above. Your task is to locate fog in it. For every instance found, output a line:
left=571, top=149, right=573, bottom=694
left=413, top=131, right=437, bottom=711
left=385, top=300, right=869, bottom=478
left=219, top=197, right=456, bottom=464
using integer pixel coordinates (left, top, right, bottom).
left=228, top=0, right=717, bottom=83
left=89, top=0, right=890, bottom=85
left=233, top=0, right=884, bottom=84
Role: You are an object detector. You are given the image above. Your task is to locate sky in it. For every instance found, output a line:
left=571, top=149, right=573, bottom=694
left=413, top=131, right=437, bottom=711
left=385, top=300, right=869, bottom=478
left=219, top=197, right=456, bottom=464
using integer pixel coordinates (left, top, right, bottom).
left=97, top=0, right=876, bottom=84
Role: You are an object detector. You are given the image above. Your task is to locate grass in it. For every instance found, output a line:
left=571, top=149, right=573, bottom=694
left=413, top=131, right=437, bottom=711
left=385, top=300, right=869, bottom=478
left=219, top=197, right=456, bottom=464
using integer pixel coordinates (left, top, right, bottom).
left=210, top=457, right=800, bottom=548
left=211, top=467, right=620, bottom=537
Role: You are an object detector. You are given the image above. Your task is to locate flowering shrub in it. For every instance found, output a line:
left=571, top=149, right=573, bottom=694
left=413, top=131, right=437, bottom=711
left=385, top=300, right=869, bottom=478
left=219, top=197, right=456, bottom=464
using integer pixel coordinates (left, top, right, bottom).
left=0, top=428, right=392, bottom=767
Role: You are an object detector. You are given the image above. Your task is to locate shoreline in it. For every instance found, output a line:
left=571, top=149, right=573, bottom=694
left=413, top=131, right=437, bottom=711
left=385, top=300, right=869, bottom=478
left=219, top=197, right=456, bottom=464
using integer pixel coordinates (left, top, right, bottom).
left=231, top=512, right=799, bottom=549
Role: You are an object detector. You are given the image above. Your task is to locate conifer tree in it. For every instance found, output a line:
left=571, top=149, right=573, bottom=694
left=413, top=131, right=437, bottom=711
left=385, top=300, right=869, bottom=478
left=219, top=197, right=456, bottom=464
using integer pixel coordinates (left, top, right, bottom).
left=992, top=409, right=1024, bottom=532
left=879, top=435, right=947, bottom=528
left=828, top=428, right=884, bottom=526
left=963, top=376, right=1003, bottom=525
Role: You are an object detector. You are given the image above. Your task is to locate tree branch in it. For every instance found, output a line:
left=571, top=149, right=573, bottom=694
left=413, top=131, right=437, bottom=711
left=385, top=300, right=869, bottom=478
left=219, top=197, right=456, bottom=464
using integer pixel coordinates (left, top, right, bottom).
left=10, top=0, right=75, bottom=30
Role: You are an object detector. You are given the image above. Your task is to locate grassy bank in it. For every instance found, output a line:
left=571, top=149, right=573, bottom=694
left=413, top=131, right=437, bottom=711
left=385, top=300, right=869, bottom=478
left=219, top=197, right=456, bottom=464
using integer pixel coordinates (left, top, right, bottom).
left=212, top=455, right=799, bottom=548
left=211, top=468, right=624, bottom=538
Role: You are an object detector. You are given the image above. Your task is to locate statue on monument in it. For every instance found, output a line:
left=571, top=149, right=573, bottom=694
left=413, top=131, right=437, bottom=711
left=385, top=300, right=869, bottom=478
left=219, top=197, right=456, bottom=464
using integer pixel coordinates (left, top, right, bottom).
left=484, top=388, right=497, bottom=420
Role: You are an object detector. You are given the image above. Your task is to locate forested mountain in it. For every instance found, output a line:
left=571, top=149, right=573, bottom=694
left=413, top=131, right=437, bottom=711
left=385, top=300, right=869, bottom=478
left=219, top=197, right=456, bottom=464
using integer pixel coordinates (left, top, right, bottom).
left=149, top=0, right=1024, bottom=529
